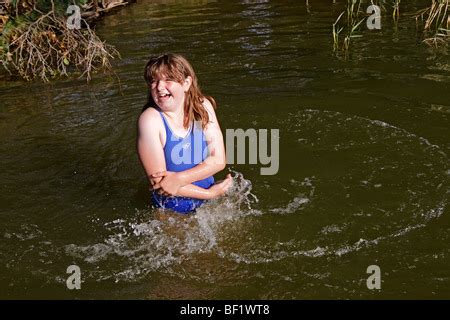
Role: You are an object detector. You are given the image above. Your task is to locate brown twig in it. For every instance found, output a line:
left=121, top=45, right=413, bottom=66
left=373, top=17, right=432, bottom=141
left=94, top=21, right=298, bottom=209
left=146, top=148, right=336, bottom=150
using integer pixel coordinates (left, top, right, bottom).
left=5, top=10, right=119, bottom=81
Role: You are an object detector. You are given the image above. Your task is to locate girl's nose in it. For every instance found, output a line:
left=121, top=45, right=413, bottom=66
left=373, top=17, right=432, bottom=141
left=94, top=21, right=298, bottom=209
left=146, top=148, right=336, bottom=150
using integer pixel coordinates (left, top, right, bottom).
left=156, top=80, right=166, bottom=90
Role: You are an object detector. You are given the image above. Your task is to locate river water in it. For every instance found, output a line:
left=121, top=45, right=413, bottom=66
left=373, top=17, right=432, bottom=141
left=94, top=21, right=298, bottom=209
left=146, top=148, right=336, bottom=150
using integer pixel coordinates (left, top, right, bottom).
left=0, top=0, right=449, bottom=299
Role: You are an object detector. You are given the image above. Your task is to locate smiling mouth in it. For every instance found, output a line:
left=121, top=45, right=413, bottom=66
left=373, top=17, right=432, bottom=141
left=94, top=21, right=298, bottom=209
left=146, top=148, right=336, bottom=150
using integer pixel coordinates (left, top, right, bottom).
left=158, top=93, right=171, bottom=98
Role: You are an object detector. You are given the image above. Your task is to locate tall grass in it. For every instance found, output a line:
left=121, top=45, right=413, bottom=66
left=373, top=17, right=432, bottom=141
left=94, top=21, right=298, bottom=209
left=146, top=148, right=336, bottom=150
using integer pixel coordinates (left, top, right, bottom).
left=332, top=0, right=365, bottom=56
left=416, top=0, right=449, bottom=47
left=332, top=0, right=449, bottom=54
left=393, top=0, right=401, bottom=21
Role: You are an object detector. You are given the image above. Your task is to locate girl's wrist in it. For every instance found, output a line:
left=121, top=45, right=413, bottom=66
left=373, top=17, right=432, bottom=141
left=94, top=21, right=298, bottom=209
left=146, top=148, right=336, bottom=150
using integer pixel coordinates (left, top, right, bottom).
left=207, top=188, right=217, bottom=199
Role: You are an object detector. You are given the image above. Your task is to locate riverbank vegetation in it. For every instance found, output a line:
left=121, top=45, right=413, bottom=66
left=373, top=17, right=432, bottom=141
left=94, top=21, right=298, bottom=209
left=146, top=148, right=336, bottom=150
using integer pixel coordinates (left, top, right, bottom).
left=417, top=0, right=450, bottom=47
left=0, top=1, right=448, bottom=81
left=332, top=0, right=449, bottom=55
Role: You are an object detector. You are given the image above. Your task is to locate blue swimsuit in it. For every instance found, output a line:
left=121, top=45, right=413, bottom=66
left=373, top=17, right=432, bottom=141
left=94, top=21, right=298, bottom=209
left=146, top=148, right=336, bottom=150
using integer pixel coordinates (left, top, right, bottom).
left=151, top=110, right=215, bottom=213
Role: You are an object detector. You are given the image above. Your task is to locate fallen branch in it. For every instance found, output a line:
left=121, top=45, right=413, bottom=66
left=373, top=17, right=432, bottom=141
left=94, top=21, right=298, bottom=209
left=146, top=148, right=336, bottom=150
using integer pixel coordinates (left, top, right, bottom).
left=0, top=0, right=128, bottom=81
left=5, top=11, right=119, bottom=81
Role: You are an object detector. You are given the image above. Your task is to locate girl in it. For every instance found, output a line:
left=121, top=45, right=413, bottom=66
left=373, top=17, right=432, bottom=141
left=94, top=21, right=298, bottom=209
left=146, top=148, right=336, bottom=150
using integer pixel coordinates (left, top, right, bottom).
left=137, top=53, right=232, bottom=213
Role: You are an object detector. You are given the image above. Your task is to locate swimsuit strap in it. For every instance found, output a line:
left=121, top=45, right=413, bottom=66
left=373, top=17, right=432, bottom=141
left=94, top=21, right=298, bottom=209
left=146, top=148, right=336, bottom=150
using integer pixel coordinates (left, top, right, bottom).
left=158, top=111, right=173, bottom=144
left=158, top=111, right=193, bottom=141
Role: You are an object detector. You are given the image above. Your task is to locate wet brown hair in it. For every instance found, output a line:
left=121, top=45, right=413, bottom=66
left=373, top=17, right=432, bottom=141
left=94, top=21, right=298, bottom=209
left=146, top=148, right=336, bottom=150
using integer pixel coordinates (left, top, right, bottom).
left=143, top=53, right=216, bottom=129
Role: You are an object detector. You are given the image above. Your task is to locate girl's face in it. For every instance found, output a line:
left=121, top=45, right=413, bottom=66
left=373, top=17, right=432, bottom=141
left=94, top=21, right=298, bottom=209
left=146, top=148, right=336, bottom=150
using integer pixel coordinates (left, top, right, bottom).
left=150, top=75, right=191, bottom=112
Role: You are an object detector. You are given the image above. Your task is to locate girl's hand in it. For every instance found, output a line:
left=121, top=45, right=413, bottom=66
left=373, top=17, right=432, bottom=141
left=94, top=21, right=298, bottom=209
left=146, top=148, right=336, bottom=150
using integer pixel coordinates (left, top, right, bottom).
left=149, top=176, right=163, bottom=191
left=208, top=174, right=233, bottom=199
left=152, top=171, right=186, bottom=197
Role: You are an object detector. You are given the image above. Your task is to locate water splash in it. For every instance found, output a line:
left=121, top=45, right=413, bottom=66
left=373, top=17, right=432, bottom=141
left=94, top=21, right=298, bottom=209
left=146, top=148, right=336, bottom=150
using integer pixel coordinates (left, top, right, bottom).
left=64, top=171, right=260, bottom=283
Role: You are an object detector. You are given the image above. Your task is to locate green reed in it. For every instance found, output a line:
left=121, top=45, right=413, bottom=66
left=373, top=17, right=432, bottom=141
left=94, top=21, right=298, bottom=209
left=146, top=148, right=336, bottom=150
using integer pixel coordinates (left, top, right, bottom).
left=332, top=0, right=449, bottom=54
left=333, top=0, right=365, bottom=55
left=393, top=0, right=401, bottom=21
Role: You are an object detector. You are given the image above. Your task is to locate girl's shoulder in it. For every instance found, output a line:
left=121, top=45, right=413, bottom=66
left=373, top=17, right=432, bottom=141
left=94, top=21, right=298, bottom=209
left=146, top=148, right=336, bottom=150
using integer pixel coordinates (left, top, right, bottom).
left=202, top=97, right=213, bottom=109
left=140, top=106, right=161, bottom=120
left=202, top=97, right=218, bottom=124
left=138, top=107, right=164, bottom=130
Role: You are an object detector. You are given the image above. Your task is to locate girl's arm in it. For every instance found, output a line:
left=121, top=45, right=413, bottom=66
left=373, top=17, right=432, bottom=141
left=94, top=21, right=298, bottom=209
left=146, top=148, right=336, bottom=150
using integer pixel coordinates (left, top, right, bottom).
left=174, top=183, right=216, bottom=200
left=153, top=172, right=232, bottom=200
left=151, top=99, right=226, bottom=192
left=137, top=108, right=168, bottom=187
left=180, top=98, right=226, bottom=181
left=137, top=108, right=219, bottom=200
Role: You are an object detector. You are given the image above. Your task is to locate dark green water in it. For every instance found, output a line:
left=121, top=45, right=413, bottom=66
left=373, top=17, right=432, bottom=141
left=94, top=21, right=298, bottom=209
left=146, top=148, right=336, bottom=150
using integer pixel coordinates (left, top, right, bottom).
left=1, top=0, right=449, bottom=299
